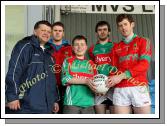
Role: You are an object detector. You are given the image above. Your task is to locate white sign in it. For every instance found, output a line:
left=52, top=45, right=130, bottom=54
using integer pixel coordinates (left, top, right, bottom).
left=61, top=5, right=155, bottom=14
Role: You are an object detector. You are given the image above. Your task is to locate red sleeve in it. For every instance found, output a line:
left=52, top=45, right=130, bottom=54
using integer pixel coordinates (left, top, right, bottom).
left=127, top=37, right=152, bottom=77
left=109, top=43, right=119, bottom=76
left=88, top=45, right=95, bottom=61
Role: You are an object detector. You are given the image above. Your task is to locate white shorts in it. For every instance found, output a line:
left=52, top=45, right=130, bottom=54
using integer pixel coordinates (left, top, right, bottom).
left=95, top=88, right=114, bottom=105
left=113, top=86, right=151, bottom=107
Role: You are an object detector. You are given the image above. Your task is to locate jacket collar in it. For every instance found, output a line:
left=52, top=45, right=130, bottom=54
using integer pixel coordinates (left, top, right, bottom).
left=49, top=38, right=70, bottom=46
left=30, top=35, right=41, bottom=48
left=30, top=35, right=53, bottom=52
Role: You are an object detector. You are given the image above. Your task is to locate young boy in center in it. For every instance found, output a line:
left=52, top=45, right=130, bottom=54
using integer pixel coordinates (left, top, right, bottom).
left=61, top=35, right=97, bottom=114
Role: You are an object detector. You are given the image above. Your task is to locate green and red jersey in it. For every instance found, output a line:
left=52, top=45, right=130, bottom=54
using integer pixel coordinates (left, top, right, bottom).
left=88, top=39, right=115, bottom=76
left=61, top=56, right=97, bottom=107
left=110, top=34, right=152, bottom=87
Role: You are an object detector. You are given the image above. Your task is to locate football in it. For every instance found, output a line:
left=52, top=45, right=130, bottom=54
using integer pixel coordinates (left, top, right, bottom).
left=93, top=74, right=109, bottom=94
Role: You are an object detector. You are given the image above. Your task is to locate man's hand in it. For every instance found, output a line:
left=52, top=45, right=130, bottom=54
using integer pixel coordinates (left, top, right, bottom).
left=6, top=100, right=20, bottom=110
left=86, top=78, right=106, bottom=96
left=86, top=78, right=97, bottom=93
left=52, top=102, right=59, bottom=113
left=107, top=73, right=126, bottom=88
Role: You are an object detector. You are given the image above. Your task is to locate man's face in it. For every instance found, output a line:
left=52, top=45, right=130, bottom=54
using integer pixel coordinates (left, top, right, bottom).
left=96, top=25, right=110, bottom=41
left=73, top=39, right=87, bottom=57
left=34, top=24, right=51, bottom=44
left=117, top=18, right=134, bottom=37
left=52, top=25, right=64, bottom=42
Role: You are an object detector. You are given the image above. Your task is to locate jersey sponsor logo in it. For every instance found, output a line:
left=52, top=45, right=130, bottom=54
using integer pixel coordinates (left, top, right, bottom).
left=73, top=74, right=89, bottom=79
left=71, top=61, right=94, bottom=74
left=95, top=55, right=111, bottom=63
left=119, top=54, right=139, bottom=63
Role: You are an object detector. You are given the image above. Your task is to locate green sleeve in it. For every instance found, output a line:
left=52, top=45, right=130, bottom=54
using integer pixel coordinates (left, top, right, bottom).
left=140, top=55, right=151, bottom=63
left=125, top=70, right=132, bottom=79
left=61, top=59, right=73, bottom=86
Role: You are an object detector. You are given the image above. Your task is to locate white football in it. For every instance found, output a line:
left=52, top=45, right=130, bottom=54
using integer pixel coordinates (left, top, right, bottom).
left=93, top=74, right=109, bottom=94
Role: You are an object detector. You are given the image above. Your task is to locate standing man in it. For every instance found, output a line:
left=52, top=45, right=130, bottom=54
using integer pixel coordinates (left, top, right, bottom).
left=5, top=20, right=59, bottom=114
left=49, top=22, right=73, bottom=113
left=88, top=21, right=115, bottom=114
left=108, top=14, right=152, bottom=114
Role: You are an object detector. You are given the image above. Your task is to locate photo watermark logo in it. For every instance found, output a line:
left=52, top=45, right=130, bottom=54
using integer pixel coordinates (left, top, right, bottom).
left=18, top=60, right=151, bottom=99
left=19, top=72, right=48, bottom=99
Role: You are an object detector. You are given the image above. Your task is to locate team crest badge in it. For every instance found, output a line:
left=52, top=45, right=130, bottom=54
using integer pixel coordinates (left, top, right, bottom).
left=64, top=51, right=69, bottom=57
left=133, top=43, right=138, bottom=50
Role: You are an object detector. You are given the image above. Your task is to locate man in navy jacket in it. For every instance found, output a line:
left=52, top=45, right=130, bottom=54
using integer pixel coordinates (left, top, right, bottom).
left=5, top=20, right=60, bottom=114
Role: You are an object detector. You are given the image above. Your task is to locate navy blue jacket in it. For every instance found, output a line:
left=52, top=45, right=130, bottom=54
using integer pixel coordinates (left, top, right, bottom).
left=5, top=35, right=60, bottom=113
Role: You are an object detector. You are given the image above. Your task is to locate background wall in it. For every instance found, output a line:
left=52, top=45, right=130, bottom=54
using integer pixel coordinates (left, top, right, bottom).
left=5, top=5, right=43, bottom=74
left=61, top=13, right=155, bottom=57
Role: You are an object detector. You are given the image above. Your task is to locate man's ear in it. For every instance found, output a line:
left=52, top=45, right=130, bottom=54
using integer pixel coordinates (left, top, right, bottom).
left=96, top=33, right=98, bottom=37
left=33, top=29, right=37, bottom=36
left=131, top=22, right=135, bottom=28
left=33, top=30, right=36, bottom=35
left=86, top=46, right=88, bottom=51
left=108, top=32, right=111, bottom=37
left=72, top=45, right=74, bottom=50
left=85, top=45, right=88, bottom=50
left=62, top=32, right=64, bottom=37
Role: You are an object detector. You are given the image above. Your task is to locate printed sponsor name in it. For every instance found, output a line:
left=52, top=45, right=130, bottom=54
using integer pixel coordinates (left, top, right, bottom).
left=95, top=56, right=111, bottom=63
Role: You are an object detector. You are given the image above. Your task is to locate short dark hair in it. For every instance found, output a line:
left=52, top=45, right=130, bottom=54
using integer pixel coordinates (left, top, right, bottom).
left=116, top=14, right=134, bottom=25
left=95, top=21, right=111, bottom=32
left=34, top=20, right=52, bottom=30
left=72, top=35, right=87, bottom=45
left=52, top=21, right=64, bottom=30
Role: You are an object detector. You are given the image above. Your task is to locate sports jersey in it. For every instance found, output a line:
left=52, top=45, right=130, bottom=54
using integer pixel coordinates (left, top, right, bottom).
left=61, top=56, right=97, bottom=107
left=88, top=39, right=115, bottom=76
left=49, top=39, right=73, bottom=86
left=88, top=39, right=115, bottom=104
left=110, top=34, right=152, bottom=88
